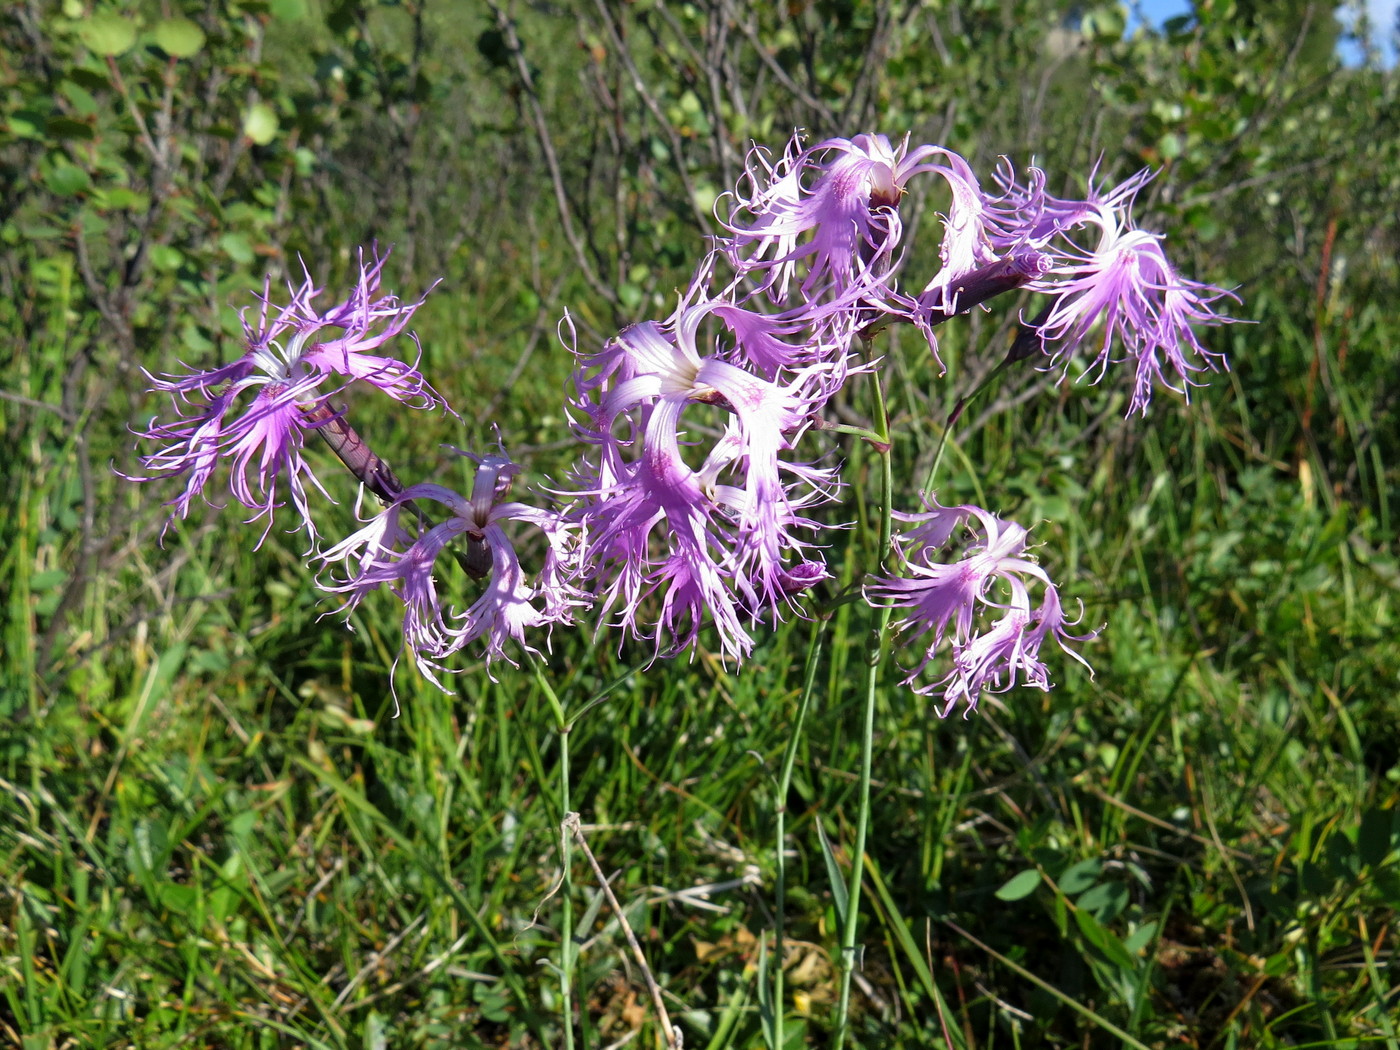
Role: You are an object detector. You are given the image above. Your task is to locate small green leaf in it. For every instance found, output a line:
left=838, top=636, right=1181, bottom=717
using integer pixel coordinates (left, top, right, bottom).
left=1077, top=880, right=1128, bottom=921
left=8, top=111, right=44, bottom=138
left=1186, top=203, right=1221, bottom=240
left=149, top=245, right=184, bottom=272
left=1123, top=921, right=1158, bottom=955
left=31, top=568, right=69, bottom=593
left=46, top=116, right=95, bottom=141
left=43, top=158, right=91, bottom=197
left=1083, top=5, right=1126, bottom=40
left=78, top=12, right=138, bottom=56
left=1373, top=868, right=1400, bottom=905
left=13, top=219, right=63, bottom=242
left=228, top=810, right=257, bottom=841
left=472, top=982, right=512, bottom=1024
left=179, top=320, right=216, bottom=355
left=59, top=79, right=99, bottom=117
left=158, top=882, right=198, bottom=912
left=242, top=102, right=279, bottom=145
left=692, top=182, right=719, bottom=215
left=94, top=187, right=144, bottom=211
left=363, top=1009, right=388, bottom=1048
left=617, top=282, right=643, bottom=311
left=1324, top=829, right=1358, bottom=876
left=1059, top=858, right=1103, bottom=895
left=153, top=18, right=206, bottom=58
left=1300, top=859, right=1330, bottom=895
left=127, top=818, right=170, bottom=880
left=995, top=868, right=1041, bottom=901
left=219, top=232, right=255, bottom=265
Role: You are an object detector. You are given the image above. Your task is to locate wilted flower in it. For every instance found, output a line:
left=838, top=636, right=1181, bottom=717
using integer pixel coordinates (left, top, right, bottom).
left=866, top=503, right=1095, bottom=715
left=125, top=249, right=443, bottom=543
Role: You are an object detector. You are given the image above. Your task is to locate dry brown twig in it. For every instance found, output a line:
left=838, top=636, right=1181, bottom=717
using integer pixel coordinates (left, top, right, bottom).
left=563, top=812, right=683, bottom=1050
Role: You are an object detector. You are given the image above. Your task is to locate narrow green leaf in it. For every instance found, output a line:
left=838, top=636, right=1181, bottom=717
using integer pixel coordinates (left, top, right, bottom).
left=864, top=853, right=968, bottom=1048
left=947, top=920, right=1153, bottom=1050
left=1072, top=907, right=1137, bottom=971
left=757, top=936, right=776, bottom=1050
left=815, top=821, right=848, bottom=931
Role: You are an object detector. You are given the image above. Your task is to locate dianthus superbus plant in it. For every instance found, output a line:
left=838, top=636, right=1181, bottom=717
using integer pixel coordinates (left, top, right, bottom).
left=125, top=130, right=1237, bottom=1047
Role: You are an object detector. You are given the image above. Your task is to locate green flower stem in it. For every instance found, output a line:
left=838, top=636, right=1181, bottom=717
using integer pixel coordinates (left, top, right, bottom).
left=919, top=354, right=1013, bottom=497
left=532, top=660, right=576, bottom=1050
left=833, top=368, right=895, bottom=1049
left=773, top=613, right=830, bottom=1050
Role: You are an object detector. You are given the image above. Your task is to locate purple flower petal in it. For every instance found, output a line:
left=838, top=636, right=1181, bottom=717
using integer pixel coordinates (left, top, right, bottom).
left=125, top=247, right=444, bottom=543
left=866, top=502, right=1096, bottom=715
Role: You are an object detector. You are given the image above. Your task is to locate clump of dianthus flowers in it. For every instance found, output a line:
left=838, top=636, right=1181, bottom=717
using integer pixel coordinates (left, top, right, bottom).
left=127, top=131, right=1238, bottom=712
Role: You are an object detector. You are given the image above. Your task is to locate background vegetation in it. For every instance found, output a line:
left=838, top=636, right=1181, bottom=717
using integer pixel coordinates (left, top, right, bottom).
left=3, top=0, right=1398, bottom=1047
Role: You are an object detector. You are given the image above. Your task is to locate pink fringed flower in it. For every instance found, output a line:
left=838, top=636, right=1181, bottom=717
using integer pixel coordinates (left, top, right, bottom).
left=564, top=309, right=840, bottom=661
left=126, top=249, right=444, bottom=544
left=865, top=503, right=1096, bottom=715
left=320, top=450, right=586, bottom=692
left=1015, top=168, right=1239, bottom=414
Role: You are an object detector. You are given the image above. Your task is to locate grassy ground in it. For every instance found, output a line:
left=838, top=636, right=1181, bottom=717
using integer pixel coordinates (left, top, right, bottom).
left=4, top=252, right=1398, bottom=1048
left=3, top=5, right=1399, bottom=1046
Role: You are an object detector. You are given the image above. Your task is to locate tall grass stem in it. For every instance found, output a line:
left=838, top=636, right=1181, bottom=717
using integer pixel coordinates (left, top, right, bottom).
left=772, top=614, right=831, bottom=1049
left=833, top=369, right=895, bottom=1048
left=532, top=660, right=577, bottom=1050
